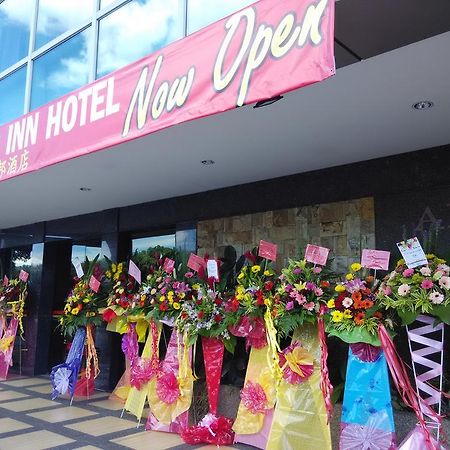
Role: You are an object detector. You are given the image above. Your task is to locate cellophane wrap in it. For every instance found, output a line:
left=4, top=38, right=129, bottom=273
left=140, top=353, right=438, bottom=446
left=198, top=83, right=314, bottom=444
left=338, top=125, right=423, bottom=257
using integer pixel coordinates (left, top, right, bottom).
left=0, top=317, right=18, bottom=379
left=399, top=426, right=446, bottom=450
left=146, top=328, right=193, bottom=431
left=233, top=345, right=276, bottom=449
left=202, top=336, right=225, bottom=415
left=266, top=324, right=332, bottom=450
left=124, top=321, right=160, bottom=420
left=340, top=343, right=396, bottom=450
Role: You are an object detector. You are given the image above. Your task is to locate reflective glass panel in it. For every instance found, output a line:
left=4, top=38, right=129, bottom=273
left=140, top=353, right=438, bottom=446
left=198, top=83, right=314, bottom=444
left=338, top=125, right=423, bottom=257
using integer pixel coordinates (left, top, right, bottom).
left=97, top=0, right=183, bottom=78
left=0, top=0, right=33, bottom=72
left=187, top=0, right=255, bottom=34
left=132, top=234, right=176, bottom=253
left=31, top=29, right=90, bottom=110
left=35, top=0, right=92, bottom=49
left=10, top=246, right=32, bottom=278
left=0, top=66, right=26, bottom=125
left=100, top=0, right=118, bottom=9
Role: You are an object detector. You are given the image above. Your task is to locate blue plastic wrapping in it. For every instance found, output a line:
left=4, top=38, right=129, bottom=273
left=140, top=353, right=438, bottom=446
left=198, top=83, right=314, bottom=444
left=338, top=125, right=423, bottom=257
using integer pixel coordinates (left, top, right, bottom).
left=340, top=343, right=396, bottom=450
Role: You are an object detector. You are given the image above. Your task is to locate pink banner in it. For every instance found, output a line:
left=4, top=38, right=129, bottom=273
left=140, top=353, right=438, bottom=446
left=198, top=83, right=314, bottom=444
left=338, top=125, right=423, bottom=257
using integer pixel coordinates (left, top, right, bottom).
left=0, top=0, right=334, bottom=183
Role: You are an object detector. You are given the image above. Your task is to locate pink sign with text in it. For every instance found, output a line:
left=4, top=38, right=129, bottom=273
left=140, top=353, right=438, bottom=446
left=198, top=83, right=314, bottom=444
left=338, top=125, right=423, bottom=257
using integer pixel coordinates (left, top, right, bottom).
left=163, top=258, right=175, bottom=273
left=128, top=260, right=141, bottom=284
left=258, top=240, right=278, bottom=261
left=305, top=244, right=329, bottom=266
left=19, top=270, right=29, bottom=282
left=361, top=249, right=390, bottom=270
left=89, top=276, right=101, bottom=293
left=187, top=254, right=205, bottom=272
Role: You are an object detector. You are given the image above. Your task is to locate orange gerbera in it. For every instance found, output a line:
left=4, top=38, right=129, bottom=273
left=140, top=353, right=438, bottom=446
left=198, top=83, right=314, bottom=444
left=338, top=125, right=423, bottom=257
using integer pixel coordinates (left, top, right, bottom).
left=354, top=311, right=365, bottom=325
left=353, top=298, right=363, bottom=309
left=373, top=311, right=383, bottom=319
left=362, top=299, right=374, bottom=309
left=351, top=291, right=362, bottom=302
left=365, top=275, right=375, bottom=284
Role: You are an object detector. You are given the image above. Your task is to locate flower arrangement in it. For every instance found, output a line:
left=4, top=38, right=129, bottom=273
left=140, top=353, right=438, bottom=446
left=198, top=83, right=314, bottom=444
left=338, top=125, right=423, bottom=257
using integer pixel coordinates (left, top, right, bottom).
left=0, top=277, right=28, bottom=336
left=102, top=260, right=140, bottom=323
left=274, top=259, right=332, bottom=337
left=377, top=254, right=450, bottom=325
left=326, top=263, right=392, bottom=345
left=60, top=256, right=106, bottom=337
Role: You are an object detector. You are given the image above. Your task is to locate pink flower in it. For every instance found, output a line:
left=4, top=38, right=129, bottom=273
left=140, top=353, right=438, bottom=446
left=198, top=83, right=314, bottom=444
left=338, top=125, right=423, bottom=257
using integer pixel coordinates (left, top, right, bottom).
left=383, top=286, right=392, bottom=296
left=313, top=266, right=322, bottom=274
left=342, top=297, right=353, bottom=308
left=398, top=284, right=411, bottom=296
left=402, top=269, right=414, bottom=278
left=185, top=272, right=194, bottom=278
left=286, top=301, right=294, bottom=311
left=421, top=279, right=433, bottom=290
left=438, top=276, right=450, bottom=290
left=420, top=267, right=432, bottom=276
left=295, top=293, right=306, bottom=305
left=304, top=302, right=315, bottom=311
left=429, top=291, right=444, bottom=304
left=314, top=287, right=323, bottom=296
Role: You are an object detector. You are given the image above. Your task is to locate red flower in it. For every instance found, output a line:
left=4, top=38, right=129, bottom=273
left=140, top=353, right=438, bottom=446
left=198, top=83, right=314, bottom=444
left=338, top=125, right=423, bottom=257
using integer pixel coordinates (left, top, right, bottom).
left=196, top=299, right=203, bottom=306
left=214, top=298, right=223, bottom=306
left=159, top=303, right=168, bottom=311
left=264, top=281, right=274, bottom=291
left=197, top=311, right=204, bottom=319
left=102, top=308, right=117, bottom=323
left=320, top=280, right=330, bottom=288
left=181, top=312, right=188, bottom=320
left=214, top=315, right=222, bottom=323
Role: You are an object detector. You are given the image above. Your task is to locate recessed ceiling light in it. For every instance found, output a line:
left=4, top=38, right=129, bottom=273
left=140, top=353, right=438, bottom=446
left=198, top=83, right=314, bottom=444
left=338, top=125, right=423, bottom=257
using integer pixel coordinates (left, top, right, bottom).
left=412, top=100, right=434, bottom=110
left=79, top=187, right=92, bottom=191
left=201, top=160, right=215, bottom=165
left=254, top=95, right=283, bottom=109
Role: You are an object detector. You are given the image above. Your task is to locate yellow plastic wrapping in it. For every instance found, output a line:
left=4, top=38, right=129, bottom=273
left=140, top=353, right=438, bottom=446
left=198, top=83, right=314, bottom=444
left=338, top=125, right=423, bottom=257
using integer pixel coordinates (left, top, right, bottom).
left=233, top=345, right=276, bottom=435
left=124, top=322, right=160, bottom=420
left=110, top=359, right=131, bottom=401
left=106, top=315, right=128, bottom=335
left=266, top=324, right=331, bottom=450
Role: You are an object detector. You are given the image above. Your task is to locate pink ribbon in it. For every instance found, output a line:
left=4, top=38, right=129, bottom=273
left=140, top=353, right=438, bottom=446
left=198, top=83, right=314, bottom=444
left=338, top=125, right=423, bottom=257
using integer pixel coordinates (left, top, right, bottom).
left=318, top=317, right=333, bottom=423
left=378, top=324, right=440, bottom=450
left=240, top=381, right=269, bottom=415
left=0, top=317, right=19, bottom=379
left=407, top=315, right=444, bottom=418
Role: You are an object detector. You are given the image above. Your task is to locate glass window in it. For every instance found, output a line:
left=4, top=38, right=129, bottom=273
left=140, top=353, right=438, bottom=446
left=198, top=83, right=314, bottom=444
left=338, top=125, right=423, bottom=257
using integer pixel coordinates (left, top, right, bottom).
left=35, top=0, right=92, bottom=50
left=132, top=234, right=176, bottom=253
left=31, top=29, right=90, bottom=110
left=97, top=0, right=183, bottom=78
left=0, top=0, right=34, bottom=72
left=0, top=67, right=26, bottom=125
left=100, top=0, right=119, bottom=9
left=187, top=0, right=255, bottom=34
left=10, top=246, right=32, bottom=278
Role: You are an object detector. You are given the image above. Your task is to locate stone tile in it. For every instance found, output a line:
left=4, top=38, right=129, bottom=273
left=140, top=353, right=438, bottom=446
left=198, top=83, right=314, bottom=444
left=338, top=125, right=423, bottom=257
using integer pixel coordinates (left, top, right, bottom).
left=112, top=430, right=184, bottom=449
left=26, top=384, right=53, bottom=394
left=3, top=378, right=48, bottom=387
left=0, top=390, right=29, bottom=401
left=0, top=397, right=58, bottom=412
left=0, top=430, right=73, bottom=449
left=28, top=406, right=97, bottom=423
left=88, top=398, right=124, bottom=411
left=198, top=447, right=238, bottom=450
left=0, top=418, right=32, bottom=433
left=73, top=447, right=103, bottom=450
left=66, top=416, right=136, bottom=436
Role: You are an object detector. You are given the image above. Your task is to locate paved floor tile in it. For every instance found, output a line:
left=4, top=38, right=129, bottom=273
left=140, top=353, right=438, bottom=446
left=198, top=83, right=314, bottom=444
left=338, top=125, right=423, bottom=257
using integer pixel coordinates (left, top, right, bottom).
left=0, top=390, right=29, bottom=402
left=112, top=430, right=184, bottom=449
left=0, top=397, right=59, bottom=412
left=28, top=406, right=98, bottom=423
left=26, top=384, right=53, bottom=394
left=66, top=416, right=137, bottom=436
left=0, top=418, right=32, bottom=434
left=3, top=378, right=49, bottom=387
left=88, top=398, right=124, bottom=411
left=72, top=446, right=104, bottom=450
left=0, top=430, right=74, bottom=449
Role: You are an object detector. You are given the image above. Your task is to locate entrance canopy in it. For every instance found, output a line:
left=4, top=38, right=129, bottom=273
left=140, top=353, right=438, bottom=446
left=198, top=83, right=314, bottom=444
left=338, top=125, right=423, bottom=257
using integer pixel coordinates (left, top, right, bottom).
left=0, top=0, right=450, bottom=229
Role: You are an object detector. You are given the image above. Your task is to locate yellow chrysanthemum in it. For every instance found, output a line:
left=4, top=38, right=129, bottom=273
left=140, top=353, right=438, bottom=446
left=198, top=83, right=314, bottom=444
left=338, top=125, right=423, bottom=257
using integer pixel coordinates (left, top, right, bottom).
left=192, top=284, right=200, bottom=290
left=264, top=270, right=272, bottom=276
left=350, top=263, right=362, bottom=272
left=396, top=258, right=405, bottom=267
left=251, top=265, right=261, bottom=273
left=335, top=284, right=345, bottom=293
left=343, top=309, right=352, bottom=319
left=346, top=273, right=354, bottom=281
left=331, top=310, right=344, bottom=323
left=237, top=272, right=245, bottom=280
left=327, top=299, right=335, bottom=308
left=71, top=307, right=80, bottom=315
left=173, top=302, right=181, bottom=310
left=106, top=271, right=111, bottom=278
left=179, top=292, right=186, bottom=299
left=112, top=263, right=117, bottom=273
left=159, top=295, right=166, bottom=302
left=86, top=311, right=96, bottom=317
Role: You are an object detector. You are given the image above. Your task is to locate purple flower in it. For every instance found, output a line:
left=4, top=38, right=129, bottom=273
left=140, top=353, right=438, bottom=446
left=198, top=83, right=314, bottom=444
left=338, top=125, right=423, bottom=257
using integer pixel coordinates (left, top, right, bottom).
left=285, top=284, right=293, bottom=293
left=345, top=278, right=366, bottom=293
left=383, top=286, right=392, bottom=296
left=402, top=268, right=414, bottom=278
left=306, top=282, right=316, bottom=291
left=293, top=268, right=302, bottom=275
left=286, top=301, right=294, bottom=311
left=313, top=266, right=322, bottom=274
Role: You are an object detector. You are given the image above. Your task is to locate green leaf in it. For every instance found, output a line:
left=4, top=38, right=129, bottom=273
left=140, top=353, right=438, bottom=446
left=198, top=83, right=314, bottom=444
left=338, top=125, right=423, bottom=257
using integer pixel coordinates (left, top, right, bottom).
left=398, top=309, right=418, bottom=326
left=431, top=305, right=450, bottom=325
left=326, top=326, right=381, bottom=346
left=223, top=335, right=236, bottom=354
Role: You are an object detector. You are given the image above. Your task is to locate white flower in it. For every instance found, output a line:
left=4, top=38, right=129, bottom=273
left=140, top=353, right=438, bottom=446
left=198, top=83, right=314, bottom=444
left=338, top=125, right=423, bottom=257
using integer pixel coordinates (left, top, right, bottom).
left=438, top=276, right=450, bottom=290
left=397, top=284, right=411, bottom=297
left=429, top=291, right=444, bottom=304
left=420, top=267, right=432, bottom=276
left=342, top=297, right=353, bottom=308
left=437, top=264, right=450, bottom=274
left=388, top=271, right=397, bottom=281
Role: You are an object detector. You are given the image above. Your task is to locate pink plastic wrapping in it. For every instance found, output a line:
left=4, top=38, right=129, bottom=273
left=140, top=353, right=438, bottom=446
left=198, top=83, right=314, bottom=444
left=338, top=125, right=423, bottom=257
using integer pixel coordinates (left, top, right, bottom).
left=202, top=336, right=224, bottom=415
left=0, top=317, right=18, bottom=379
left=229, top=316, right=267, bottom=349
left=236, top=409, right=275, bottom=449
left=399, top=426, right=446, bottom=450
left=181, top=413, right=234, bottom=445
